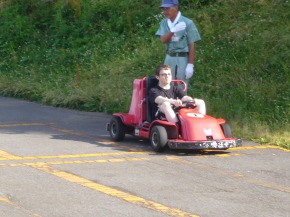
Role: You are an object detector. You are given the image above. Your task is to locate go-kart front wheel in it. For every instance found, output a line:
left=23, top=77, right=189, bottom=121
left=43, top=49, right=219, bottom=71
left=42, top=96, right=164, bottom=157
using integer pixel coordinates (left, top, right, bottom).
left=221, top=123, right=232, bottom=138
left=109, top=116, right=126, bottom=141
left=150, top=126, right=168, bottom=152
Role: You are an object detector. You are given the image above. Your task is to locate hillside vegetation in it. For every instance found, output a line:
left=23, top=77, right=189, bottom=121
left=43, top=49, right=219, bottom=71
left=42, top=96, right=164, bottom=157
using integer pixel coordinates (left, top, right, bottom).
left=0, top=0, right=289, bottom=148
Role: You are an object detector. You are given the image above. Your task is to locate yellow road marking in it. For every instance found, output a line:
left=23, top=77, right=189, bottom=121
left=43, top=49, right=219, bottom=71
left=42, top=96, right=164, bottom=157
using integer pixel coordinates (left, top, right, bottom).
left=232, top=145, right=290, bottom=152
left=33, top=164, right=200, bottom=217
left=0, top=150, right=20, bottom=160
left=0, top=196, right=42, bottom=217
left=28, top=157, right=150, bottom=166
left=0, top=196, right=15, bottom=205
left=0, top=157, right=150, bottom=167
left=0, top=123, right=46, bottom=127
left=0, top=163, right=24, bottom=167
left=0, top=151, right=149, bottom=161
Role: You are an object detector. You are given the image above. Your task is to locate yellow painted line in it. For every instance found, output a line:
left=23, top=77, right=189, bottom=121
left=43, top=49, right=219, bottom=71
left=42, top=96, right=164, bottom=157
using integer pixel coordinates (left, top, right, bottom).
left=201, top=152, right=241, bottom=158
left=0, top=123, right=46, bottom=127
left=0, top=196, right=15, bottom=205
left=25, top=157, right=150, bottom=166
left=0, top=196, right=42, bottom=217
left=0, top=150, right=21, bottom=160
left=42, top=157, right=149, bottom=165
left=0, top=163, right=25, bottom=167
left=33, top=165, right=200, bottom=217
left=0, top=151, right=149, bottom=161
left=166, top=152, right=240, bottom=160
left=167, top=156, right=192, bottom=164
left=0, top=158, right=150, bottom=167
left=213, top=153, right=241, bottom=158
left=231, top=145, right=290, bottom=152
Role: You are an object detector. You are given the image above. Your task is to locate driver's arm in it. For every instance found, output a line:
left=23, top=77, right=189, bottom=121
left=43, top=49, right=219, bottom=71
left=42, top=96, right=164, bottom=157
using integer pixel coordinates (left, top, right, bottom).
left=181, top=96, right=193, bottom=102
left=155, top=96, right=182, bottom=107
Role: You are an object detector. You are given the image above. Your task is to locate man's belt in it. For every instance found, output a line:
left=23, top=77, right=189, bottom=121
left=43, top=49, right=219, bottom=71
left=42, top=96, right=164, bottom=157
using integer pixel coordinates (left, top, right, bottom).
left=167, top=52, right=188, bottom=57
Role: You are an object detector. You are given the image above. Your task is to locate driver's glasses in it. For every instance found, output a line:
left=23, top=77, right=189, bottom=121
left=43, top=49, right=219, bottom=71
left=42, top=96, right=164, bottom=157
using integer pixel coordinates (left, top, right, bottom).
left=161, top=7, right=171, bottom=11
left=159, top=73, right=171, bottom=77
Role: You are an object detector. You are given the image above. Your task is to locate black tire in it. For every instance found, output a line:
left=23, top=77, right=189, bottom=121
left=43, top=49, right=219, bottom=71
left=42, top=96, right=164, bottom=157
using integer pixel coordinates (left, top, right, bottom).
left=221, top=124, right=232, bottom=138
left=109, top=116, right=126, bottom=141
left=150, top=126, right=168, bottom=152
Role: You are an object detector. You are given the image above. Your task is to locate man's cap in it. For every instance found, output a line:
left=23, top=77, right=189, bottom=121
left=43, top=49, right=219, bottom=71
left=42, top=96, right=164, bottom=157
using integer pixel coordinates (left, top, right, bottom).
left=160, top=0, right=179, bottom=8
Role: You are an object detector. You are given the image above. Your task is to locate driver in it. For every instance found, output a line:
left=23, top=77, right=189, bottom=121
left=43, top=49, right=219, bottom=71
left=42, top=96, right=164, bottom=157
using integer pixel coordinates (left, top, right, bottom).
left=149, top=65, right=206, bottom=123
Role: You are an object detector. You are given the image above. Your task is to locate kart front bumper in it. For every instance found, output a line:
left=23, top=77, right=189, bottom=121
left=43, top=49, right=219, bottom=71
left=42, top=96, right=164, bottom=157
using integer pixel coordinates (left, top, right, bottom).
left=168, top=139, right=242, bottom=150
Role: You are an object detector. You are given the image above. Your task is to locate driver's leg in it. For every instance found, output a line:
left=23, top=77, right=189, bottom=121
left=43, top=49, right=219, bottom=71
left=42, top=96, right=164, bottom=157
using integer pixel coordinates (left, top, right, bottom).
left=160, top=102, right=178, bottom=122
left=195, top=99, right=206, bottom=115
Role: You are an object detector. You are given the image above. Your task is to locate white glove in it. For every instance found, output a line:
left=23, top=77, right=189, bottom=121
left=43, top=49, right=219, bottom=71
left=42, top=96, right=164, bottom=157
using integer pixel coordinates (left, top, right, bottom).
left=185, top=64, right=194, bottom=79
left=173, top=99, right=183, bottom=107
left=170, top=22, right=186, bottom=33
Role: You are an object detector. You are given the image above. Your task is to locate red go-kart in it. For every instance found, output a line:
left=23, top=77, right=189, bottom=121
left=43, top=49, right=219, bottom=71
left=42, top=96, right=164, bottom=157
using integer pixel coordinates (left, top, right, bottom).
left=107, top=76, right=242, bottom=152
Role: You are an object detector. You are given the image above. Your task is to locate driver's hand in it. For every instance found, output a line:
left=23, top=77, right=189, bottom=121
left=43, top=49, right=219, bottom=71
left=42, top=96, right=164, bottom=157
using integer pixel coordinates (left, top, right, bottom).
left=190, top=100, right=196, bottom=107
left=173, top=99, right=183, bottom=107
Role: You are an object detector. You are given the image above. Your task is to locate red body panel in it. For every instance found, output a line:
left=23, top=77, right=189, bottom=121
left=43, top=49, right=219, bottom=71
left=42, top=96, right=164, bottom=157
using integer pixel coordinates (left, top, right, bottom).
left=178, top=109, right=225, bottom=141
left=115, top=78, right=146, bottom=126
left=128, top=78, right=146, bottom=125
left=113, top=113, right=135, bottom=125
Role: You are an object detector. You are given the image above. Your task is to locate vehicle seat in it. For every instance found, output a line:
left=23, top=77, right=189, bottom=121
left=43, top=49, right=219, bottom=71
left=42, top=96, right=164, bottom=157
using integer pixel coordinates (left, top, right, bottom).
left=146, top=76, right=159, bottom=122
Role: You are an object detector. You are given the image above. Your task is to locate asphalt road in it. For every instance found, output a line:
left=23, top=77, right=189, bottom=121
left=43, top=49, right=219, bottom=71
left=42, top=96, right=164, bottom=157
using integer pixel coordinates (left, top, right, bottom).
left=0, top=96, right=289, bottom=217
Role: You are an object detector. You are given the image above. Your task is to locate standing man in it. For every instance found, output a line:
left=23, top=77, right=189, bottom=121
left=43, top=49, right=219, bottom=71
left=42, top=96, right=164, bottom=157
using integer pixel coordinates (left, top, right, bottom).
left=156, top=0, right=201, bottom=85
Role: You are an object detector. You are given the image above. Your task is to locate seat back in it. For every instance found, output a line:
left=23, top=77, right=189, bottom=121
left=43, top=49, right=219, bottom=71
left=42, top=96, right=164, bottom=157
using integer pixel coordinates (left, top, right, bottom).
left=146, top=76, right=159, bottom=122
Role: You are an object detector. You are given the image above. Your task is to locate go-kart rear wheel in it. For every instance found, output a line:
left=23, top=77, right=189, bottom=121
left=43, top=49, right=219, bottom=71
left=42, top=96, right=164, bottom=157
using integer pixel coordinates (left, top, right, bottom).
left=150, top=126, right=168, bottom=152
left=109, top=116, right=126, bottom=141
left=221, top=124, right=232, bottom=138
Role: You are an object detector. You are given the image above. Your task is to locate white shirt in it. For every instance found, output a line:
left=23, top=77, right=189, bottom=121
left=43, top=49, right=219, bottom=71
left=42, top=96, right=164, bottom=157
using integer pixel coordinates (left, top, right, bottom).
left=167, top=11, right=181, bottom=30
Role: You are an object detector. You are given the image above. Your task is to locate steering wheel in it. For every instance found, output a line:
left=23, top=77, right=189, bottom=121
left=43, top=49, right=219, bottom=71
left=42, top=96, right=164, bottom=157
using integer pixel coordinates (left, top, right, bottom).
left=173, top=99, right=196, bottom=111
left=182, top=99, right=196, bottom=108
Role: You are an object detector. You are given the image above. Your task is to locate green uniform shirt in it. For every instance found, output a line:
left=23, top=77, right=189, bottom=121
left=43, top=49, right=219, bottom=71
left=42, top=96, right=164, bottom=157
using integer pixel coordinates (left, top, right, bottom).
left=155, top=15, right=201, bottom=53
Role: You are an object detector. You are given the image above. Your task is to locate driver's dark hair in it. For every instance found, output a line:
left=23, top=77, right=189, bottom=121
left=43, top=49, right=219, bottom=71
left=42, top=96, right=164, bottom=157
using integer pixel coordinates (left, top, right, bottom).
left=155, top=65, right=171, bottom=76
